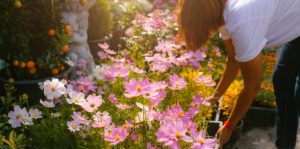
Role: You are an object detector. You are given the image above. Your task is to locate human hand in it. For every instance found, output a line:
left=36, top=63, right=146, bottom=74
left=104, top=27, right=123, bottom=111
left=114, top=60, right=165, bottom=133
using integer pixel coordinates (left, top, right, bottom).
left=216, top=126, right=233, bottom=149
left=206, top=96, right=220, bottom=106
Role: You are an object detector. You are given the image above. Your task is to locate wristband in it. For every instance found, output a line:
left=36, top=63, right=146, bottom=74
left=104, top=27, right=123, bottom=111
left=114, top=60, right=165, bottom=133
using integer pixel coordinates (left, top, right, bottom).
left=224, top=120, right=233, bottom=130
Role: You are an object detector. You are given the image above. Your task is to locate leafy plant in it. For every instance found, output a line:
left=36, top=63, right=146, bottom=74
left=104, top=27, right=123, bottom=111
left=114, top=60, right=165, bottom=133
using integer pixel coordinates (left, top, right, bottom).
left=1, top=131, right=26, bottom=149
left=0, top=0, right=71, bottom=80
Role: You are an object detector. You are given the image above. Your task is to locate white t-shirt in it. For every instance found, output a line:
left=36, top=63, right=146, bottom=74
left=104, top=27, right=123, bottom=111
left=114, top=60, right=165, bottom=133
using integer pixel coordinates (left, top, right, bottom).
left=219, top=0, right=300, bottom=62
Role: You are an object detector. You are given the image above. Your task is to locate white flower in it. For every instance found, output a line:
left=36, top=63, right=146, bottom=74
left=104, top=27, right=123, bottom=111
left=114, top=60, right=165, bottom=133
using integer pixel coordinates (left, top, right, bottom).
left=66, top=91, right=86, bottom=105
left=94, top=65, right=107, bottom=80
left=8, top=106, right=23, bottom=128
left=135, top=103, right=153, bottom=125
left=67, top=120, right=82, bottom=132
left=29, top=108, right=42, bottom=119
left=43, top=78, right=66, bottom=100
left=40, top=100, right=55, bottom=108
left=8, top=106, right=32, bottom=128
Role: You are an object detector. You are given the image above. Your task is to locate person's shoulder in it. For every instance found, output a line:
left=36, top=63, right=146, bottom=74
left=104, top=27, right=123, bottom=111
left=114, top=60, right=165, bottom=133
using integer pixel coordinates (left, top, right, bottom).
left=225, top=0, right=277, bottom=30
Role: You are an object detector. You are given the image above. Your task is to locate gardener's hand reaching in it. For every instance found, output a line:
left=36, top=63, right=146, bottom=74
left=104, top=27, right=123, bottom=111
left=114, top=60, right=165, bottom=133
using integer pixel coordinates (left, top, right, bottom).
left=206, top=96, right=220, bottom=106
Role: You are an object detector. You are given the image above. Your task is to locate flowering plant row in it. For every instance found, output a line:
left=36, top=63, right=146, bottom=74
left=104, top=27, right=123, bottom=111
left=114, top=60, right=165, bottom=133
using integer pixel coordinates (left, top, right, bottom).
left=30, top=38, right=218, bottom=148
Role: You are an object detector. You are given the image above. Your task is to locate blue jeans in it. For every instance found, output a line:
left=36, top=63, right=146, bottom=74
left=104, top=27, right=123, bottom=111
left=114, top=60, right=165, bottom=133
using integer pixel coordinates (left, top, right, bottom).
left=273, top=36, right=300, bottom=149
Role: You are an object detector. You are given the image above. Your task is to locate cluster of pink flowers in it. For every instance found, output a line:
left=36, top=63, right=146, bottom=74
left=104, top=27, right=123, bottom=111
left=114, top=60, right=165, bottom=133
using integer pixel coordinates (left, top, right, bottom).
left=71, top=77, right=96, bottom=93
left=195, top=75, right=216, bottom=87
left=8, top=106, right=42, bottom=128
left=145, top=41, right=208, bottom=73
left=127, top=9, right=177, bottom=38
left=104, top=125, right=129, bottom=145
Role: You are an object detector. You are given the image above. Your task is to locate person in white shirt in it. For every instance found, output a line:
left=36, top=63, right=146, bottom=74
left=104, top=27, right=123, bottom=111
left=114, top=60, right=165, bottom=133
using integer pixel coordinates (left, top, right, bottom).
left=177, top=0, right=300, bottom=148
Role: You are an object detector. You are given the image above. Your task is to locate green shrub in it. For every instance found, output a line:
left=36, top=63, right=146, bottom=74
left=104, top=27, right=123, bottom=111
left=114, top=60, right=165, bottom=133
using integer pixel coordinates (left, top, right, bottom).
left=88, top=0, right=113, bottom=41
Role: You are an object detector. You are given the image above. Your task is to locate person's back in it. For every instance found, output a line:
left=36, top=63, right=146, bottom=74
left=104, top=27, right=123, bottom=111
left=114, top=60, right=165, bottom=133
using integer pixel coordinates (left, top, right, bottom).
left=223, top=0, right=300, bottom=62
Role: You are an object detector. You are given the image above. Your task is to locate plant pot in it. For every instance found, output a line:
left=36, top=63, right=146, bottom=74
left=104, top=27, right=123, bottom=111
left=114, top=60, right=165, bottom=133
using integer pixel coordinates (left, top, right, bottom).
left=207, top=120, right=223, bottom=137
left=244, top=106, right=277, bottom=127
left=0, top=66, right=74, bottom=105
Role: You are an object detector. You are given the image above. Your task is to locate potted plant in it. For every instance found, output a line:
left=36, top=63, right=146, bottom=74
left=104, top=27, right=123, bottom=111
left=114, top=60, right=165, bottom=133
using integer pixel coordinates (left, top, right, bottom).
left=0, top=0, right=73, bottom=104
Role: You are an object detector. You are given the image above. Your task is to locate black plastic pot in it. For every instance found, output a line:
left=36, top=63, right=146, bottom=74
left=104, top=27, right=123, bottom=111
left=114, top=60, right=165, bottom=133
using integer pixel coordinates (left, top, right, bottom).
left=0, top=66, right=74, bottom=105
left=244, top=106, right=277, bottom=128
left=207, top=120, right=223, bottom=137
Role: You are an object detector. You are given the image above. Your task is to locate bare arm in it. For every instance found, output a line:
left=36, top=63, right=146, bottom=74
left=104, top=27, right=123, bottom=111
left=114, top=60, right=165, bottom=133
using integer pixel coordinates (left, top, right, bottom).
left=211, top=39, right=240, bottom=101
left=227, top=53, right=263, bottom=128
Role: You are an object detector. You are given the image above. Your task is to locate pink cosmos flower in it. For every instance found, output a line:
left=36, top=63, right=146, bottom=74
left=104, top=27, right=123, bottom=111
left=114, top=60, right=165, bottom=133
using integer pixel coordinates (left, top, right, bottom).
left=98, top=42, right=116, bottom=55
left=104, top=48, right=116, bottom=55
left=191, top=130, right=217, bottom=149
left=161, top=105, right=189, bottom=122
left=150, top=90, right=167, bottom=107
left=186, top=120, right=198, bottom=133
left=67, top=120, right=82, bottom=132
left=71, top=112, right=91, bottom=125
left=71, top=77, right=96, bottom=93
left=92, top=112, right=112, bottom=128
left=66, top=91, right=86, bottom=105
left=168, top=74, right=187, bottom=90
left=195, top=76, right=216, bottom=87
left=116, top=104, right=134, bottom=110
left=147, top=142, right=160, bottom=149
left=191, top=94, right=210, bottom=108
left=129, top=65, right=146, bottom=74
left=40, top=99, right=55, bottom=108
left=29, top=108, right=42, bottom=119
left=108, top=94, right=119, bottom=104
left=130, top=133, right=139, bottom=142
left=81, top=95, right=103, bottom=112
left=125, top=28, right=134, bottom=37
left=104, top=126, right=129, bottom=145
left=156, top=120, right=193, bottom=149
left=111, top=67, right=129, bottom=78
left=213, top=47, right=222, bottom=57
left=122, top=119, right=133, bottom=130
left=102, top=70, right=115, bottom=81
left=151, top=81, right=168, bottom=90
left=98, top=42, right=109, bottom=49
left=155, top=41, right=180, bottom=53
left=142, top=88, right=159, bottom=99
left=97, top=51, right=108, bottom=60
left=124, top=78, right=151, bottom=98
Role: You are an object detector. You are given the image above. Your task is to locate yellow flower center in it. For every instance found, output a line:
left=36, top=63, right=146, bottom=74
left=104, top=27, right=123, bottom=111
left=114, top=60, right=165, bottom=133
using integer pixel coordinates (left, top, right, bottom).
left=74, top=99, right=79, bottom=103
left=123, top=124, right=128, bottom=128
left=71, top=125, right=77, bottom=129
left=115, top=135, right=121, bottom=141
left=15, top=114, right=20, bottom=119
left=90, top=104, right=95, bottom=108
left=176, top=132, right=182, bottom=138
left=51, top=87, right=56, bottom=92
left=178, top=111, right=184, bottom=117
left=136, top=86, right=142, bottom=91
left=198, top=138, right=205, bottom=144
left=107, top=130, right=112, bottom=135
